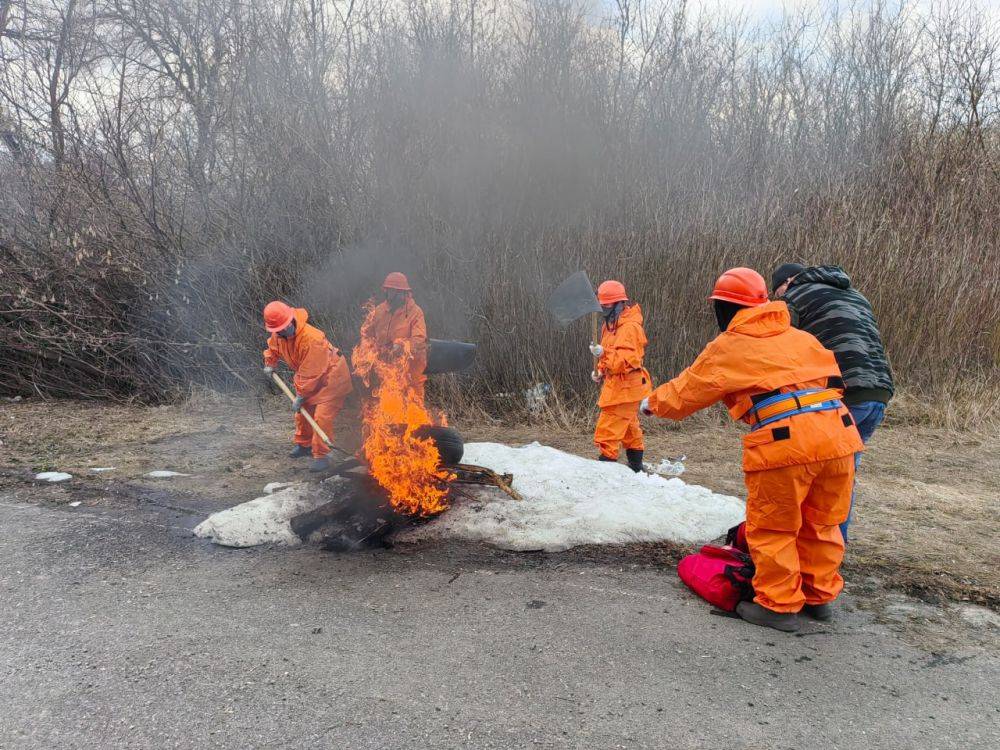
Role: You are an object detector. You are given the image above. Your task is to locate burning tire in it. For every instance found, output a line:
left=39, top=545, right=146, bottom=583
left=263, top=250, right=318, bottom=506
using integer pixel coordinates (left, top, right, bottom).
left=414, top=425, right=464, bottom=465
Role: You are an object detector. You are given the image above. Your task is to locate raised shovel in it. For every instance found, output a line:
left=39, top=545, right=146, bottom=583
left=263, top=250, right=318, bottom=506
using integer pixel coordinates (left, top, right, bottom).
left=546, top=270, right=603, bottom=368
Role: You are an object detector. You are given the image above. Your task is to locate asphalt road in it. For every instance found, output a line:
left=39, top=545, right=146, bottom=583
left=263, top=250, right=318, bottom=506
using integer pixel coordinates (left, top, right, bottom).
left=1, top=497, right=997, bottom=749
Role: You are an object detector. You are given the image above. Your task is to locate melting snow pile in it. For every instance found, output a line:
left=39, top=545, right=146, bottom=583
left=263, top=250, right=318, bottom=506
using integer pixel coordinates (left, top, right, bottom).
left=400, top=442, right=744, bottom=552
left=194, top=442, right=744, bottom=552
left=146, top=470, right=189, bottom=478
left=193, top=482, right=330, bottom=547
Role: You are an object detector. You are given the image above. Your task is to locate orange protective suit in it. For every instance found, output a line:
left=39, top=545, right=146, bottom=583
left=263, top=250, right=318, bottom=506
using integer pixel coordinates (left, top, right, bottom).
left=646, top=301, right=864, bottom=613
left=357, top=296, right=428, bottom=400
left=263, top=308, right=353, bottom=458
left=594, top=304, right=653, bottom=459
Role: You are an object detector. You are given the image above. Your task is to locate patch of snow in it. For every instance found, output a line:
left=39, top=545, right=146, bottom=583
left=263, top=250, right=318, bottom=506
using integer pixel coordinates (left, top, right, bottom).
left=194, top=483, right=332, bottom=547
left=35, top=472, right=72, bottom=483
left=89, top=467, right=116, bottom=473
left=263, top=482, right=295, bottom=495
left=146, top=470, right=189, bottom=478
left=400, top=442, right=744, bottom=552
left=653, top=456, right=686, bottom=477
left=69, top=501, right=82, bottom=507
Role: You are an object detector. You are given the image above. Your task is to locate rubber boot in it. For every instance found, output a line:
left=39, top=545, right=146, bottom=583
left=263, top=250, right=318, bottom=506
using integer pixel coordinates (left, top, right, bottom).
left=598, top=454, right=617, bottom=463
left=736, top=601, right=800, bottom=632
left=802, top=603, right=834, bottom=621
left=289, top=444, right=311, bottom=459
left=625, top=449, right=645, bottom=473
left=308, top=456, right=330, bottom=473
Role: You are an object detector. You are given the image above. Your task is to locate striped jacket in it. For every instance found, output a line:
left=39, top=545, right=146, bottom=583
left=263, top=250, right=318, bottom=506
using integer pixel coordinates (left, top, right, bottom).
left=781, top=266, right=894, bottom=405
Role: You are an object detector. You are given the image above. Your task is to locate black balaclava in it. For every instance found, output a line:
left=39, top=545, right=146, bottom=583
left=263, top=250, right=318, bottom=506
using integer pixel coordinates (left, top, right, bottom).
left=602, top=301, right=626, bottom=330
left=277, top=320, right=297, bottom=339
left=386, top=289, right=407, bottom=311
left=713, top=300, right=745, bottom=332
left=771, top=263, right=805, bottom=294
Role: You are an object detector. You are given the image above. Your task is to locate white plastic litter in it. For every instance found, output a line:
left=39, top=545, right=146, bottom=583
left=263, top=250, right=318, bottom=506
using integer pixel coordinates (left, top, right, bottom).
left=653, top=456, right=686, bottom=477
left=524, top=383, right=553, bottom=415
left=35, top=472, right=72, bottom=483
left=89, top=467, right=115, bottom=473
left=193, top=484, right=330, bottom=547
left=400, top=442, right=744, bottom=551
left=146, top=470, right=190, bottom=478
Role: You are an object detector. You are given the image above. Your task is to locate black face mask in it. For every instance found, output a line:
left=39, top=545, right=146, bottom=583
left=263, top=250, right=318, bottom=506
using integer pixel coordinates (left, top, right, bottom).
left=713, top=300, right=744, bottom=332
left=277, top=320, right=296, bottom=339
left=385, top=290, right=406, bottom=310
left=602, top=301, right=625, bottom=328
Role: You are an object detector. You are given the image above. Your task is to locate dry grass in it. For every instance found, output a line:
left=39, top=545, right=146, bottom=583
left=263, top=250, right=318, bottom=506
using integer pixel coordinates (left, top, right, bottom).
left=2, top=1, right=999, bottom=420
left=5, top=394, right=995, bottom=608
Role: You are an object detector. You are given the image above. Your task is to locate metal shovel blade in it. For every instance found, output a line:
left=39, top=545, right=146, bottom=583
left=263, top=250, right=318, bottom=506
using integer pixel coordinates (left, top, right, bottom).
left=547, top=271, right=602, bottom=328
left=425, top=339, right=478, bottom=375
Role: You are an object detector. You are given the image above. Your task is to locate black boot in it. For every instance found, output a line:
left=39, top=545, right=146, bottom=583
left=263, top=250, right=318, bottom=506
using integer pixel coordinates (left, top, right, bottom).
left=736, top=601, right=800, bottom=632
left=598, top=454, right=616, bottom=462
left=625, top=449, right=645, bottom=473
left=289, top=444, right=311, bottom=459
left=802, top=602, right=834, bottom=621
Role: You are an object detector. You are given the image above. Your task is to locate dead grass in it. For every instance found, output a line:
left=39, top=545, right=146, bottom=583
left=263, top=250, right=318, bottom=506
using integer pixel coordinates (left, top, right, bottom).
left=458, top=408, right=1000, bottom=609
left=2, top=395, right=998, bottom=609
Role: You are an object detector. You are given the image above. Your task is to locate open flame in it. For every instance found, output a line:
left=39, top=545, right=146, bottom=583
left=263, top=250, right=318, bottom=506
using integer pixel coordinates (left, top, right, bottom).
left=352, top=304, right=453, bottom=517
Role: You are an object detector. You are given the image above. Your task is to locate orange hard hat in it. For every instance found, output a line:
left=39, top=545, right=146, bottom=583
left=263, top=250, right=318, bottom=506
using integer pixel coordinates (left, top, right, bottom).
left=597, top=280, right=628, bottom=306
left=382, top=272, right=411, bottom=291
left=263, top=300, right=294, bottom=332
left=709, top=267, right=769, bottom=307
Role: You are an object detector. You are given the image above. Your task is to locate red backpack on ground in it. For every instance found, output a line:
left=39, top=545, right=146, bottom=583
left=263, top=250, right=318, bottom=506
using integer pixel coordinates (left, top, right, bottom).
left=677, top=542, right=755, bottom=612
left=726, top=521, right=748, bottom=553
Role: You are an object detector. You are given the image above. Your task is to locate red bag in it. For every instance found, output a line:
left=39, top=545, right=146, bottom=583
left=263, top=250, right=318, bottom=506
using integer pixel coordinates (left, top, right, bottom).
left=726, top=521, right=748, bottom=553
left=677, top=544, right=755, bottom=612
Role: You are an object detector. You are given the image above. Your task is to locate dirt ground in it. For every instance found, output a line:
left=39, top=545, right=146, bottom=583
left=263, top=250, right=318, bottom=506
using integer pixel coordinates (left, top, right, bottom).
left=2, top=391, right=998, bottom=626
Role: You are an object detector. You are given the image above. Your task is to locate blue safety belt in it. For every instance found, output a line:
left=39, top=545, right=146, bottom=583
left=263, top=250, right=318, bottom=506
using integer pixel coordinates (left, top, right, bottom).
left=747, top=388, right=844, bottom=432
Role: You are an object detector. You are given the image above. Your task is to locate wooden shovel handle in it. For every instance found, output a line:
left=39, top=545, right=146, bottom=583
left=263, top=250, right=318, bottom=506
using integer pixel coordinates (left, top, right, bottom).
left=270, top=371, right=334, bottom=448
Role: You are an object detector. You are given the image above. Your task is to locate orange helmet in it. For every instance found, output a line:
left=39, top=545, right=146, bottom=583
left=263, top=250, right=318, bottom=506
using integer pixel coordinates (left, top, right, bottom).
left=709, top=268, right=768, bottom=307
left=263, top=300, right=295, bottom=333
left=597, top=280, right=628, bottom=306
left=382, top=272, right=411, bottom=291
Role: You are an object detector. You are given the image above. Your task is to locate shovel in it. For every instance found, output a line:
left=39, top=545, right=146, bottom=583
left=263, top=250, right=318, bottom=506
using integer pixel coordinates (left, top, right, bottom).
left=546, top=270, right=603, bottom=366
left=270, top=371, right=351, bottom=462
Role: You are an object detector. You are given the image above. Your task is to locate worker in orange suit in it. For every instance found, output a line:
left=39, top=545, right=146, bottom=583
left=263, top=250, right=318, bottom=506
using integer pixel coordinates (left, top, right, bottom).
left=356, top=272, right=428, bottom=401
left=589, top=280, right=653, bottom=472
left=262, top=301, right=353, bottom=472
left=640, top=268, right=864, bottom=632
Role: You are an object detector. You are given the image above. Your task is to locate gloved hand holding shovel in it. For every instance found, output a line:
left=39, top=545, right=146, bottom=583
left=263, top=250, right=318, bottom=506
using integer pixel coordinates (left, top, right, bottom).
left=267, top=370, right=349, bottom=467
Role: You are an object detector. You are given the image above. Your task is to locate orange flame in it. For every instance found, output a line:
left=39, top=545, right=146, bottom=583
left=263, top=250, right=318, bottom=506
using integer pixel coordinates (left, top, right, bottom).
left=353, top=303, right=453, bottom=516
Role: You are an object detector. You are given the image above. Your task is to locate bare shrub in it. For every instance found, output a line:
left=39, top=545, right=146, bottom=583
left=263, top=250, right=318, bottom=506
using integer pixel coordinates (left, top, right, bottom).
left=1, top=0, right=998, bottom=424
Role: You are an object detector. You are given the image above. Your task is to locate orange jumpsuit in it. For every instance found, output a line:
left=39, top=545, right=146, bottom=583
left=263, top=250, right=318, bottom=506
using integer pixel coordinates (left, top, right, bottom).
left=358, top=296, right=428, bottom=400
left=646, top=301, right=864, bottom=613
left=594, top=304, right=653, bottom=459
left=263, top=308, right=353, bottom=458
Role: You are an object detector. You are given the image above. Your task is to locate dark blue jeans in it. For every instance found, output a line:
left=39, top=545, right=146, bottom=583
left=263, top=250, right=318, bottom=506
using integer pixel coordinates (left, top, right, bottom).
left=843, top=401, right=887, bottom=543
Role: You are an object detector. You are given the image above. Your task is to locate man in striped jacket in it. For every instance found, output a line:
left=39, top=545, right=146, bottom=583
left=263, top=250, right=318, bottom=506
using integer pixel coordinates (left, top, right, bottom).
left=771, top=264, right=894, bottom=543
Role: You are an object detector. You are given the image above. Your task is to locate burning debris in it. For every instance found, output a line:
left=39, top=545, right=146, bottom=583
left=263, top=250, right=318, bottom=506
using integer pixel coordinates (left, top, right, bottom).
left=352, top=303, right=455, bottom=518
